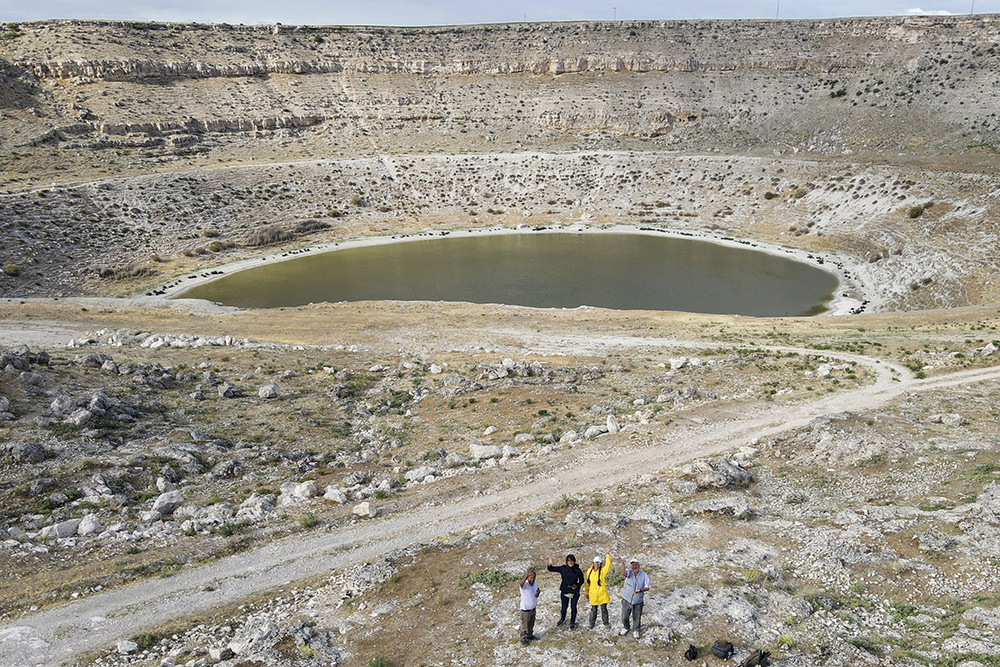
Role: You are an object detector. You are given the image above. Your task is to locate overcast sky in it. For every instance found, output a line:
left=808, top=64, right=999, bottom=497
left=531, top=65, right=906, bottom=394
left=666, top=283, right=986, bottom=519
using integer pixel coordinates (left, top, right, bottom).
left=3, top=0, right=994, bottom=26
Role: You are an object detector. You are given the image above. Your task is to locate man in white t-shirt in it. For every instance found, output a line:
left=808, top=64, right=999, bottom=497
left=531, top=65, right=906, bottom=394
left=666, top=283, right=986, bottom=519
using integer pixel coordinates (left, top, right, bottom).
left=618, top=557, right=650, bottom=639
left=519, top=567, right=541, bottom=646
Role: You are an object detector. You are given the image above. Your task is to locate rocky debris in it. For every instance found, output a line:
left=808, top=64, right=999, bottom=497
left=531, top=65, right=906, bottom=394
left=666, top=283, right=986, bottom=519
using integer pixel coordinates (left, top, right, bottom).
left=228, top=615, right=278, bottom=656
left=685, top=496, right=755, bottom=519
left=340, top=557, right=398, bottom=599
left=678, top=457, right=753, bottom=489
left=631, top=503, right=680, bottom=529
left=278, top=480, right=320, bottom=505
left=235, top=493, right=277, bottom=522
left=6, top=441, right=48, bottom=463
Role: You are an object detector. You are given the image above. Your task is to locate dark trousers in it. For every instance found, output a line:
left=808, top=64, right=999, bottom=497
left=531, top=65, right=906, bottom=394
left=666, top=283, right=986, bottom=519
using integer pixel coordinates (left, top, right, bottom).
left=589, top=603, right=609, bottom=628
left=622, top=599, right=644, bottom=632
left=560, top=592, right=580, bottom=624
left=520, top=608, right=536, bottom=640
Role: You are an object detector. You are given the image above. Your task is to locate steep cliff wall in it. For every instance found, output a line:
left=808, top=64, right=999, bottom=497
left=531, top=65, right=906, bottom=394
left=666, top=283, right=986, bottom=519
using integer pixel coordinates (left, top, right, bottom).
left=2, top=16, right=999, bottom=166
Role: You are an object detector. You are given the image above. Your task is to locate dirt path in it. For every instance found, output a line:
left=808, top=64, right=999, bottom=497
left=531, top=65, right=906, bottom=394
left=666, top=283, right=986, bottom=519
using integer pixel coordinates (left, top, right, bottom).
left=3, top=330, right=1000, bottom=666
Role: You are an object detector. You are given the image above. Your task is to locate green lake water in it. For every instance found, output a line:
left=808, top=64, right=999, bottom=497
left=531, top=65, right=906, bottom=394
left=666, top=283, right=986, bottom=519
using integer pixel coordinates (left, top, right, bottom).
left=177, top=232, right=838, bottom=316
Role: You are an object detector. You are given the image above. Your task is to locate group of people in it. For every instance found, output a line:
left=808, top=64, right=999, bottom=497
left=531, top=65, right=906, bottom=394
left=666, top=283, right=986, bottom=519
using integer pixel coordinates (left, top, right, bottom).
left=518, top=548, right=651, bottom=646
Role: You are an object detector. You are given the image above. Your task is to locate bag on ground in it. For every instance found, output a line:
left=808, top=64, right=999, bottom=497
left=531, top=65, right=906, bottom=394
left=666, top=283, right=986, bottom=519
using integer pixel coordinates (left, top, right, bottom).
left=711, top=640, right=735, bottom=659
left=684, top=644, right=698, bottom=661
left=738, top=649, right=771, bottom=667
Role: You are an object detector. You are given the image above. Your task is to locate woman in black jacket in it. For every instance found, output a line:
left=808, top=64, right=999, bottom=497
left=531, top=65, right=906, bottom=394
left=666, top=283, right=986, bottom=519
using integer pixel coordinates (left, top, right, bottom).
left=547, top=554, right=585, bottom=629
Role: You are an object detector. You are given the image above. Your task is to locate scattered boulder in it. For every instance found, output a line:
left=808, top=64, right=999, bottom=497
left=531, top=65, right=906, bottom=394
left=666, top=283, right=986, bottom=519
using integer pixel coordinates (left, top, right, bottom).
left=40, top=518, right=82, bottom=539
left=469, top=442, right=501, bottom=460
left=77, top=514, right=101, bottom=536
left=229, top=616, right=279, bottom=656
left=258, top=383, right=280, bottom=399
left=236, top=493, right=276, bottom=522
left=352, top=502, right=376, bottom=518
left=324, top=485, right=348, bottom=503
left=116, top=640, right=138, bottom=654
left=606, top=414, right=620, bottom=433
left=218, top=382, right=242, bottom=399
left=7, top=441, right=47, bottom=463
left=406, top=466, right=437, bottom=483
left=152, top=490, right=184, bottom=515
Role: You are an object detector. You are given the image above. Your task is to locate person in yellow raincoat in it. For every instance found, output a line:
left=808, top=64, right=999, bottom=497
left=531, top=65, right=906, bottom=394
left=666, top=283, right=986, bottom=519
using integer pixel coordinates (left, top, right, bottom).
left=584, top=546, right=612, bottom=630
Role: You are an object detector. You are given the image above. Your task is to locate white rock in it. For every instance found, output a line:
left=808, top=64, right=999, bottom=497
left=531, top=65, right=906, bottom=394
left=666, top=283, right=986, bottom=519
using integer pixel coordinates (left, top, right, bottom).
left=406, top=466, right=437, bottom=483
left=513, top=433, right=536, bottom=444
left=352, top=502, right=377, bottom=518
left=501, top=445, right=520, bottom=458
left=116, top=640, right=138, bottom=654
left=429, top=364, right=443, bottom=374
left=229, top=616, right=278, bottom=655
left=77, top=514, right=100, bottom=536
left=67, top=408, right=93, bottom=427
left=40, top=519, right=81, bottom=539
left=152, top=490, right=183, bottom=515
left=469, top=442, right=502, bottom=460
left=257, top=383, right=280, bottom=399
left=50, top=394, right=76, bottom=417
left=324, top=486, right=347, bottom=503
left=606, top=414, right=620, bottom=433
left=292, top=480, right=320, bottom=500
left=483, top=425, right=498, bottom=436
left=559, top=430, right=580, bottom=444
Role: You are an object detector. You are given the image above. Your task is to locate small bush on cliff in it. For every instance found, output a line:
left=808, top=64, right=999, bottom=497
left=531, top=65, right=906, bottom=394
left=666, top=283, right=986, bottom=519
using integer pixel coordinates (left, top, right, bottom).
left=248, top=225, right=294, bottom=246
left=2, top=264, right=20, bottom=277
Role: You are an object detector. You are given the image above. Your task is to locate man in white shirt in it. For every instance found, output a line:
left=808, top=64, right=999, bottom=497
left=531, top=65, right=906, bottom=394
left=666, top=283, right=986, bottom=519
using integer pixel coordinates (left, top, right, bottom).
left=519, top=567, right=541, bottom=646
left=618, top=557, right=650, bottom=639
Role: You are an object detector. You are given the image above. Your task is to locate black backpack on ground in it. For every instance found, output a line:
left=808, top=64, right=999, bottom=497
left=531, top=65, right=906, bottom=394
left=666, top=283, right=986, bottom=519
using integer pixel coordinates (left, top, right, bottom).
left=684, top=644, right=698, bottom=661
left=738, top=649, right=771, bottom=667
left=711, top=640, right=735, bottom=659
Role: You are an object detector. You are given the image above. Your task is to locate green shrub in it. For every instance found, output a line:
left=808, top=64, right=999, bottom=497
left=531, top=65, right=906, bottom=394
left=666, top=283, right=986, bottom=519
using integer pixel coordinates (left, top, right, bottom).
left=763, top=192, right=779, bottom=200
left=907, top=205, right=925, bottom=218
left=2, top=264, right=20, bottom=277
left=457, top=568, right=518, bottom=589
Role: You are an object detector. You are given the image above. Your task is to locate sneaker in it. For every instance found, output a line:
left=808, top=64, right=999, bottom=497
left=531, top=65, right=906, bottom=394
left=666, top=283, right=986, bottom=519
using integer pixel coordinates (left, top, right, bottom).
left=556, top=619, right=565, bottom=627
left=521, top=638, right=529, bottom=646
left=619, top=629, right=629, bottom=636
left=588, top=625, right=595, bottom=630
left=633, top=630, right=641, bottom=639
left=570, top=623, right=577, bottom=630
left=527, top=635, right=539, bottom=641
